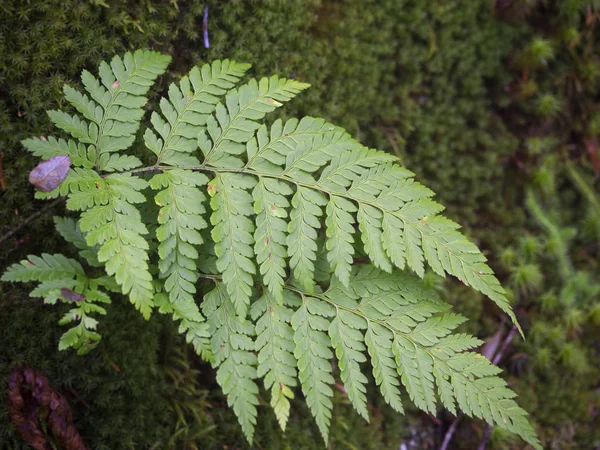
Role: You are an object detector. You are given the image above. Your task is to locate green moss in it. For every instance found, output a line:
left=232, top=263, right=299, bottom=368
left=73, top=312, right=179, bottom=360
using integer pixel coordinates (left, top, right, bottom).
left=2, top=0, right=600, bottom=448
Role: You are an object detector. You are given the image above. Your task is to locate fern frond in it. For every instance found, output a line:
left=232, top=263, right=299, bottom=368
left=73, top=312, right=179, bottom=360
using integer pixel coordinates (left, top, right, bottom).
left=78, top=50, right=171, bottom=156
left=246, top=117, right=337, bottom=172
left=150, top=169, right=209, bottom=307
left=287, top=186, right=327, bottom=291
left=365, top=322, right=404, bottom=413
left=203, top=282, right=259, bottom=443
left=209, top=173, right=257, bottom=316
left=201, top=76, right=310, bottom=167
left=291, top=292, right=336, bottom=442
left=45, top=50, right=171, bottom=165
left=155, top=292, right=212, bottom=361
left=250, top=290, right=299, bottom=431
left=79, top=174, right=154, bottom=318
left=57, top=287, right=110, bottom=355
left=293, top=266, right=541, bottom=449
left=47, top=110, right=96, bottom=144
left=325, top=195, right=357, bottom=286
left=2, top=252, right=114, bottom=355
left=22, top=137, right=95, bottom=169
left=253, top=177, right=292, bottom=300
left=329, top=310, right=369, bottom=421
left=53, top=216, right=100, bottom=266
left=1, top=253, right=84, bottom=282
left=146, top=59, right=251, bottom=166
left=9, top=54, right=540, bottom=448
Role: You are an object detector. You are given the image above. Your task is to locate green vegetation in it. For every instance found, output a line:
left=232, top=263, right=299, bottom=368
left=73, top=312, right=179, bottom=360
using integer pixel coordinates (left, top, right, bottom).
left=0, top=0, right=598, bottom=449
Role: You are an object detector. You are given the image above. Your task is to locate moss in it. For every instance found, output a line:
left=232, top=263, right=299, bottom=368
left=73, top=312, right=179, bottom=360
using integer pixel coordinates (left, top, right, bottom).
left=2, top=0, right=600, bottom=448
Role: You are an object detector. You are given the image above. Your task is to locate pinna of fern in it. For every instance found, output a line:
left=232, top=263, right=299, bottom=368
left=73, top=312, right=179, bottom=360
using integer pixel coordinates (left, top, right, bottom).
left=1, top=50, right=540, bottom=448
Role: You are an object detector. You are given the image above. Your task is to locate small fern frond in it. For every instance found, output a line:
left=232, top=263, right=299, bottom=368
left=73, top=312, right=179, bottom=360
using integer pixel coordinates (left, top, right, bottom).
left=252, top=177, right=293, bottom=300
left=325, top=195, right=357, bottom=286
left=329, top=311, right=369, bottom=421
left=76, top=50, right=171, bottom=156
left=1, top=238, right=117, bottom=355
left=155, top=292, right=212, bottom=361
left=287, top=186, right=328, bottom=291
left=146, top=59, right=251, bottom=166
left=79, top=174, right=154, bottom=318
left=365, top=323, right=404, bottom=413
left=290, top=293, right=335, bottom=443
left=150, top=170, right=209, bottom=308
left=250, top=290, right=299, bottom=431
left=57, top=286, right=110, bottom=355
left=2, top=253, right=84, bottom=282
left=245, top=117, right=336, bottom=172
left=201, top=76, right=310, bottom=167
left=203, top=282, right=259, bottom=442
left=292, top=266, right=541, bottom=449
left=53, top=216, right=101, bottom=266
left=209, top=173, right=257, bottom=316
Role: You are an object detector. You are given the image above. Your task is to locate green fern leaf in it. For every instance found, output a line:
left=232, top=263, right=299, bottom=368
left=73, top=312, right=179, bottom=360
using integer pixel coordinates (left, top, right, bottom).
left=246, top=117, right=336, bottom=172
left=365, top=323, right=404, bottom=413
left=79, top=174, right=154, bottom=318
left=251, top=290, right=299, bottom=431
left=47, top=110, right=96, bottom=144
left=393, top=334, right=437, bottom=414
left=203, top=282, right=259, bottom=443
left=209, top=173, right=257, bottom=316
left=282, top=130, right=358, bottom=182
left=325, top=195, right=356, bottom=286
left=329, top=311, right=370, bottom=421
left=357, top=204, right=392, bottom=272
left=318, top=267, right=540, bottom=449
left=97, top=153, right=142, bottom=172
left=9, top=54, right=540, bottom=448
left=253, top=177, right=292, bottom=300
left=291, top=293, right=335, bottom=442
left=150, top=169, right=209, bottom=307
left=53, top=216, right=100, bottom=266
left=63, top=50, right=171, bottom=161
left=22, top=137, right=95, bottom=169
left=1, top=253, right=84, bottom=282
left=146, top=59, right=250, bottom=166
left=155, top=292, right=212, bottom=361
left=287, top=186, right=327, bottom=291
left=202, top=76, right=310, bottom=167
left=63, top=84, right=102, bottom=124
left=317, top=147, right=396, bottom=193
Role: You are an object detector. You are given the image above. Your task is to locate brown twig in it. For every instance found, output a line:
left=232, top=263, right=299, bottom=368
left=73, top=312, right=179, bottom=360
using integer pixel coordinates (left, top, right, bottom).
left=0, top=197, right=65, bottom=247
left=439, top=414, right=461, bottom=450
left=382, top=127, right=405, bottom=166
left=477, top=424, right=493, bottom=450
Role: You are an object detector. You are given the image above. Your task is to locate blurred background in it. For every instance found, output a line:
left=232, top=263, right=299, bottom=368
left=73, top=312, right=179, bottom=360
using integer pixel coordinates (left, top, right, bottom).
left=0, top=0, right=599, bottom=449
